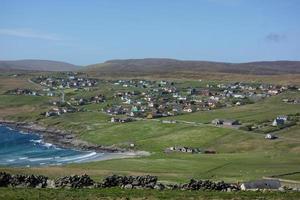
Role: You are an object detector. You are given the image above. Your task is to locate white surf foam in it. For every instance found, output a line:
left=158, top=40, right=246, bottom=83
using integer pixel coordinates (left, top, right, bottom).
left=18, top=157, right=28, bottom=160
left=28, top=157, right=54, bottom=162
left=30, top=139, right=42, bottom=144
left=43, top=142, right=54, bottom=148
left=58, top=152, right=98, bottom=162
left=6, top=127, right=14, bottom=131
left=30, top=139, right=55, bottom=148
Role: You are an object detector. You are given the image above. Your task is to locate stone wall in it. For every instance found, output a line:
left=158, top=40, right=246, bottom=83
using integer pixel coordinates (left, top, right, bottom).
left=0, top=172, right=240, bottom=191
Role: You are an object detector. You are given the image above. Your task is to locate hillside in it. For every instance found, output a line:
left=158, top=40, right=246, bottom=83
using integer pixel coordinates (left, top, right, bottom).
left=0, top=59, right=79, bottom=72
left=1, top=75, right=300, bottom=184
left=86, top=58, right=300, bottom=77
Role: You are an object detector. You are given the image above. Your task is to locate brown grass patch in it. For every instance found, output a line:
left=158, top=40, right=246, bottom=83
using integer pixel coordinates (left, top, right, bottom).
left=0, top=77, right=41, bottom=93
left=0, top=106, right=36, bottom=119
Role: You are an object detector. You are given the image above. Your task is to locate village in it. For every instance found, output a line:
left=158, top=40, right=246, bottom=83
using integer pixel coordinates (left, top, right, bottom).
left=6, top=74, right=300, bottom=123
left=5, top=73, right=300, bottom=144
left=31, top=72, right=98, bottom=90
left=105, top=80, right=295, bottom=121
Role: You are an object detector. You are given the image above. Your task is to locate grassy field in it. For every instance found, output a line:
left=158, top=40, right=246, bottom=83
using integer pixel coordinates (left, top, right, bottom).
left=2, top=151, right=300, bottom=183
left=2, top=188, right=300, bottom=200
left=167, top=91, right=300, bottom=124
left=0, top=75, right=41, bottom=94
left=1, top=74, right=300, bottom=186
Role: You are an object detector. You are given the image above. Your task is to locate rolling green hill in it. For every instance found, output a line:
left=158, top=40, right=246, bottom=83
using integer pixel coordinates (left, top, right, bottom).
left=0, top=59, right=79, bottom=72
left=85, top=59, right=300, bottom=77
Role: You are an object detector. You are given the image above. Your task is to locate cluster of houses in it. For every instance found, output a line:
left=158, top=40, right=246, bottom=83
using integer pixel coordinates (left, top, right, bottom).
left=240, top=114, right=299, bottom=138
left=68, top=94, right=106, bottom=106
left=164, top=146, right=216, bottom=154
left=112, top=79, right=158, bottom=88
left=44, top=94, right=106, bottom=117
left=110, top=117, right=134, bottom=123
left=7, top=88, right=63, bottom=98
left=6, top=73, right=99, bottom=99
left=9, top=77, right=299, bottom=124
left=265, top=114, right=299, bottom=140
left=6, top=88, right=39, bottom=96
left=32, top=73, right=98, bottom=90
left=103, top=80, right=290, bottom=121
left=43, top=107, right=79, bottom=117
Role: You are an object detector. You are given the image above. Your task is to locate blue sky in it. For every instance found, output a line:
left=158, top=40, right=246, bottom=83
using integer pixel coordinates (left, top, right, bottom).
left=0, top=0, right=300, bottom=65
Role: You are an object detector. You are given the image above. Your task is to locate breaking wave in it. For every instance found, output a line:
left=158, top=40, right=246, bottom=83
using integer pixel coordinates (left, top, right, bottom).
left=0, top=126, right=112, bottom=167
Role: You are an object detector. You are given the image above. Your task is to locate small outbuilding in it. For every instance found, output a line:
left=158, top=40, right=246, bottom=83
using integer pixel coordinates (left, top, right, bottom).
left=272, top=115, right=288, bottom=126
left=211, top=119, right=223, bottom=125
left=240, top=179, right=281, bottom=190
left=265, top=134, right=277, bottom=140
left=223, top=119, right=240, bottom=126
left=212, top=119, right=240, bottom=126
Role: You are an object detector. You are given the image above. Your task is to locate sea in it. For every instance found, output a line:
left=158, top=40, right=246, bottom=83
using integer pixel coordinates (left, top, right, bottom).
left=0, top=125, right=120, bottom=167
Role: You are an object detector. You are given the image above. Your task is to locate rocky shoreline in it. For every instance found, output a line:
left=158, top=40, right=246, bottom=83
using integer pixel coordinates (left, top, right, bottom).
left=0, top=120, right=149, bottom=157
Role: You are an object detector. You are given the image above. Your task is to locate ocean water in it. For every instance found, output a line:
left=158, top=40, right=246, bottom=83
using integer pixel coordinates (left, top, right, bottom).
left=0, top=125, right=113, bottom=167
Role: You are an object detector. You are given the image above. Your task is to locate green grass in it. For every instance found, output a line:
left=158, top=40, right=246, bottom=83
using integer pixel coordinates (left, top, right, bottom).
left=0, top=95, right=49, bottom=108
left=3, top=151, right=300, bottom=183
left=78, top=117, right=300, bottom=155
left=276, top=173, right=300, bottom=181
left=0, top=94, right=51, bottom=121
left=1, top=77, right=300, bottom=186
left=167, top=91, right=300, bottom=124
left=39, top=112, right=110, bottom=134
left=66, top=152, right=299, bottom=182
left=1, top=188, right=300, bottom=200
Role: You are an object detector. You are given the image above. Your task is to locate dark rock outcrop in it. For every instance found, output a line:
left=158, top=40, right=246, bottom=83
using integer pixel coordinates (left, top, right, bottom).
left=0, top=172, right=242, bottom=191
left=179, top=179, right=239, bottom=191
left=10, top=174, right=48, bottom=188
left=0, top=172, right=11, bottom=187
left=102, top=175, right=158, bottom=189
left=54, top=174, right=94, bottom=188
left=0, top=172, right=48, bottom=188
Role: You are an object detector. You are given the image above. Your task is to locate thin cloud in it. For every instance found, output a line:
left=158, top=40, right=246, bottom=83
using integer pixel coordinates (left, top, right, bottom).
left=0, top=28, right=61, bottom=41
left=265, top=33, right=286, bottom=43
